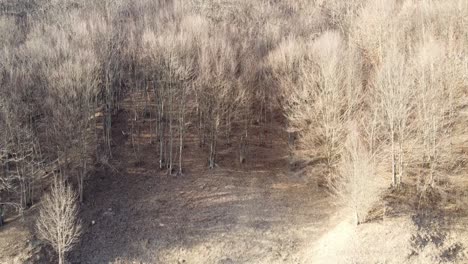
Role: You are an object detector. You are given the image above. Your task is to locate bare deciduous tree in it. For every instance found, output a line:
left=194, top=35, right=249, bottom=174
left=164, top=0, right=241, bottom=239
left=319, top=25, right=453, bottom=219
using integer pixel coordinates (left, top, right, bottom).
left=197, top=30, right=246, bottom=168
left=334, top=123, right=382, bottom=225
left=413, top=36, right=466, bottom=188
left=283, top=31, right=348, bottom=182
left=375, top=41, right=415, bottom=188
left=36, top=178, right=81, bottom=264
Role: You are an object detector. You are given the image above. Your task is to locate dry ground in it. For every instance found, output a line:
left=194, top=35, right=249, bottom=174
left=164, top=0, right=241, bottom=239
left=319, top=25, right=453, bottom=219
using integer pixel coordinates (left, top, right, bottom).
left=68, top=104, right=338, bottom=263
left=0, top=207, right=53, bottom=263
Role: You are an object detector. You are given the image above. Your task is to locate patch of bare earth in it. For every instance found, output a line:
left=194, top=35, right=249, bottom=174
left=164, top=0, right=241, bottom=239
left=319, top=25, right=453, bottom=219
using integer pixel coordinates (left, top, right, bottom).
left=0, top=208, right=53, bottom=264
left=69, top=106, right=336, bottom=264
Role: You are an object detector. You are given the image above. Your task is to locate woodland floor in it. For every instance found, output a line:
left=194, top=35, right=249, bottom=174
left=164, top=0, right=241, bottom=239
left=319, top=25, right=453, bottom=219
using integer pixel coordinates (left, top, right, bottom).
left=66, top=100, right=338, bottom=264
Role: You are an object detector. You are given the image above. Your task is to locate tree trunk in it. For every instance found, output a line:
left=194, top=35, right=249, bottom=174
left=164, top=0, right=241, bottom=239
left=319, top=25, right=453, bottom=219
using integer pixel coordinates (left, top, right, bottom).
left=178, top=100, right=185, bottom=175
left=168, top=88, right=173, bottom=175
left=239, top=136, right=246, bottom=164
left=79, top=160, right=86, bottom=203
left=199, top=110, right=205, bottom=147
left=169, top=118, right=173, bottom=174
left=391, top=127, right=397, bottom=187
left=104, top=66, right=113, bottom=158
left=209, top=120, right=218, bottom=169
left=398, top=141, right=403, bottom=186
left=430, top=118, right=437, bottom=187
left=58, top=249, right=63, bottom=264
left=179, top=120, right=183, bottom=175
left=355, top=209, right=361, bottom=226
left=159, top=101, right=165, bottom=169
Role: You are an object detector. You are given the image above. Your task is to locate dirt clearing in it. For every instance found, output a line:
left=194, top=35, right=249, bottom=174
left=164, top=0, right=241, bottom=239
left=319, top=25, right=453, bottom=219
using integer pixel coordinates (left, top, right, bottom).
left=68, top=109, right=336, bottom=264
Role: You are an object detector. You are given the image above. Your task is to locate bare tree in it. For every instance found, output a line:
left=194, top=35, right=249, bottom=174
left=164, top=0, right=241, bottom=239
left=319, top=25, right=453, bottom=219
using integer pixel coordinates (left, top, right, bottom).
left=40, top=14, right=100, bottom=202
left=334, top=122, right=382, bottom=225
left=375, top=41, right=415, bottom=188
left=413, top=36, right=465, bottom=188
left=36, top=178, right=81, bottom=264
left=0, top=62, right=44, bottom=210
left=197, top=29, right=245, bottom=168
left=283, top=31, right=348, bottom=181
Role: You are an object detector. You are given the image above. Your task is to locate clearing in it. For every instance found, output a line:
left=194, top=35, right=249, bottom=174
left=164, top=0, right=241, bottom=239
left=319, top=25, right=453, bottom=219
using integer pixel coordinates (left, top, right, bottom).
left=69, top=105, right=337, bottom=264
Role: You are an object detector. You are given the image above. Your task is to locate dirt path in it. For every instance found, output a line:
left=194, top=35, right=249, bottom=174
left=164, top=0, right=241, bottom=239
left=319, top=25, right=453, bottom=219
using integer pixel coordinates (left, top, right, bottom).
left=70, top=107, right=336, bottom=264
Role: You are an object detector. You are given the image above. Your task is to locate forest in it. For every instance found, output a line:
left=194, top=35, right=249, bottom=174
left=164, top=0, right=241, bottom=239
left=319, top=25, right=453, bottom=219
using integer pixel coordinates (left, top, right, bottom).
left=0, top=0, right=467, bottom=263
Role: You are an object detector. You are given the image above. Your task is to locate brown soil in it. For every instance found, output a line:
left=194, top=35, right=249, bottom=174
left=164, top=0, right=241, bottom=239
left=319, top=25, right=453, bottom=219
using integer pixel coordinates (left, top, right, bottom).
left=68, top=106, right=336, bottom=264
